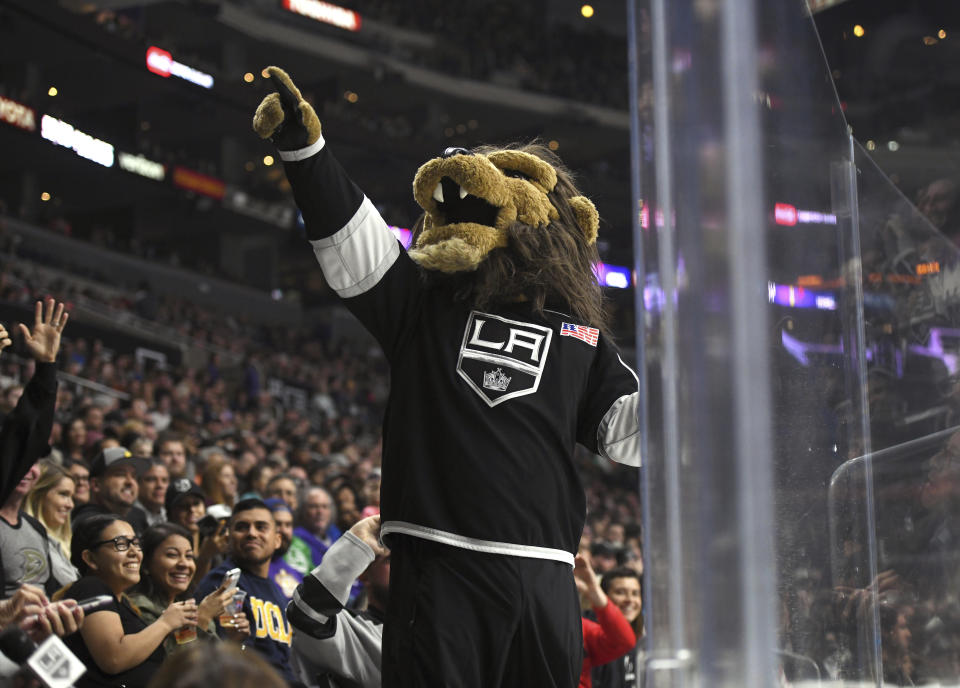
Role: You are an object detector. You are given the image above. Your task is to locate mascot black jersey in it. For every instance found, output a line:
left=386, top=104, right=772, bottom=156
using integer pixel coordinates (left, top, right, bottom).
left=282, top=136, right=641, bottom=565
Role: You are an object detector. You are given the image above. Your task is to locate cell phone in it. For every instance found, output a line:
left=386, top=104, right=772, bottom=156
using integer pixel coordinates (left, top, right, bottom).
left=222, top=567, right=241, bottom=592
left=76, top=595, right=114, bottom=614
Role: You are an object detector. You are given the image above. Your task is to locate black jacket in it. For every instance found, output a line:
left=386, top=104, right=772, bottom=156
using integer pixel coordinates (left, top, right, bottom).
left=0, top=361, right=57, bottom=505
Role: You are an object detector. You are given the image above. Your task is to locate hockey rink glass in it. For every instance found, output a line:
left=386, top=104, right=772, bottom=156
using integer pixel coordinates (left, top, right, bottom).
left=632, top=0, right=960, bottom=685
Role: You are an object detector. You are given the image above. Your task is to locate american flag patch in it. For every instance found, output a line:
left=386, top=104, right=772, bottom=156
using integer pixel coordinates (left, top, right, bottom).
left=560, top=322, right=599, bottom=346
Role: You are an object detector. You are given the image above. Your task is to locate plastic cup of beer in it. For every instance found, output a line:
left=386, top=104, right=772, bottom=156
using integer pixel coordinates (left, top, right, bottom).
left=219, top=589, right=247, bottom=628
left=174, top=625, right=197, bottom=644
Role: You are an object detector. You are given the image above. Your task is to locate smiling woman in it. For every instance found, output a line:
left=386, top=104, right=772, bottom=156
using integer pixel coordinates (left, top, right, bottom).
left=59, top=514, right=199, bottom=688
left=24, top=459, right=78, bottom=586
left=127, top=523, right=249, bottom=654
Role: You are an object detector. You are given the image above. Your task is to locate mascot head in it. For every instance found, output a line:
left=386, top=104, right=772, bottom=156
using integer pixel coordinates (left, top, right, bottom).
left=410, top=142, right=607, bottom=330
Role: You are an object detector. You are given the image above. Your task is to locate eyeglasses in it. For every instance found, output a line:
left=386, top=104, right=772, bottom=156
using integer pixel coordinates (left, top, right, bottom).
left=92, top=536, right=142, bottom=552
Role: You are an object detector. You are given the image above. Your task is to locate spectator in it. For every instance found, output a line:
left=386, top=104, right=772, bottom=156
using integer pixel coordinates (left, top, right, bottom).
left=286, top=486, right=340, bottom=577
left=575, top=554, right=636, bottom=688
left=264, top=497, right=301, bottom=599
left=158, top=433, right=194, bottom=481
left=127, top=522, right=248, bottom=654
left=65, top=459, right=92, bottom=506
left=24, top=459, right=79, bottom=585
left=240, top=463, right=275, bottom=501
left=166, top=479, right=207, bottom=550
left=590, top=541, right=622, bottom=575
left=135, top=460, right=170, bottom=527
left=288, top=515, right=388, bottom=688
left=0, top=384, right=23, bottom=418
left=264, top=473, right=299, bottom=511
left=202, top=456, right=238, bottom=509
left=72, top=446, right=150, bottom=534
left=192, top=498, right=296, bottom=685
left=593, top=567, right=644, bottom=688
left=129, top=435, right=154, bottom=460
left=0, top=460, right=75, bottom=597
left=332, top=483, right=362, bottom=532
left=62, top=514, right=198, bottom=688
left=0, top=582, right=83, bottom=645
left=145, top=642, right=288, bottom=688
left=59, top=418, right=87, bottom=464
left=360, top=469, right=381, bottom=518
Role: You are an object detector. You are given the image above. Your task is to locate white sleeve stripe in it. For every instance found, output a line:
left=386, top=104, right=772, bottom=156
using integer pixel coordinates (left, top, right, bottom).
left=310, top=196, right=401, bottom=298
left=598, top=391, right=642, bottom=467
left=278, top=134, right=326, bottom=161
left=292, top=588, right=330, bottom=625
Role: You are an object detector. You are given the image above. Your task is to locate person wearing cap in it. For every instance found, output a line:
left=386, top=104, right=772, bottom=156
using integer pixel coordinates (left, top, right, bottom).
left=71, top=446, right=150, bottom=535
left=166, top=478, right=222, bottom=582
left=264, top=498, right=301, bottom=599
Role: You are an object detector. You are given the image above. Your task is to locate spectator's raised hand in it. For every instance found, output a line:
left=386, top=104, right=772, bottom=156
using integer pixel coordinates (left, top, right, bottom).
left=0, top=585, right=48, bottom=628
left=197, top=582, right=234, bottom=630
left=221, top=612, right=251, bottom=643
left=21, top=600, right=84, bottom=643
left=18, top=299, right=68, bottom=363
left=574, top=554, right=607, bottom=608
left=159, top=599, right=199, bottom=634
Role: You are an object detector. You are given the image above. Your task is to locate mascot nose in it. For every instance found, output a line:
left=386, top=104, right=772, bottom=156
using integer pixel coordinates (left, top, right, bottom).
left=442, top=147, right=471, bottom=158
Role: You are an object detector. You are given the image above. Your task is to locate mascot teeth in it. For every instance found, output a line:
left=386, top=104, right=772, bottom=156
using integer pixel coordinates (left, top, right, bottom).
left=458, top=185, right=468, bottom=199
left=433, top=182, right=444, bottom=203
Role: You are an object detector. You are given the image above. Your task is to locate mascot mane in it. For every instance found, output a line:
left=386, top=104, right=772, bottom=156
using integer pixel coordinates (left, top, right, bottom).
left=411, top=142, right=609, bottom=333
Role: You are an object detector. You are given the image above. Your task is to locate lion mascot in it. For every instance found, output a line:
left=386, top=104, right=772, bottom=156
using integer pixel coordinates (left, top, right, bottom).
left=255, top=67, right=641, bottom=688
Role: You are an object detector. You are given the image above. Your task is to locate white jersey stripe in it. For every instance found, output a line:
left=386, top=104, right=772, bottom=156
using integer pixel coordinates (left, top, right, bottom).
left=278, top=135, right=326, bottom=161
left=310, top=196, right=400, bottom=298
left=381, top=521, right=575, bottom=566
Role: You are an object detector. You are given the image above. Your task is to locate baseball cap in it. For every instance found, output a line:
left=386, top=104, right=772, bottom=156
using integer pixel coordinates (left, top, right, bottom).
left=165, top=477, right=206, bottom=513
left=90, top=446, right=150, bottom=478
left=263, top=497, right=291, bottom=514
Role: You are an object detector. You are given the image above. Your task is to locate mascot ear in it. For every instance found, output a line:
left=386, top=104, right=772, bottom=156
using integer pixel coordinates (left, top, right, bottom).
left=569, top=196, right=599, bottom=245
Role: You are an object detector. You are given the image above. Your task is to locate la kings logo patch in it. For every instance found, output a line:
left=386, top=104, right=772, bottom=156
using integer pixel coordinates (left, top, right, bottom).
left=457, top=311, right=552, bottom=407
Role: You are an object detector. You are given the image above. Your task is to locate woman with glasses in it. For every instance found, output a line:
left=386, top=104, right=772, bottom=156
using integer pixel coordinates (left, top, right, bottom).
left=24, top=459, right=79, bottom=586
left=128, top=522, right=248, bottom=653
left=60, top=514, right=198, bottom=687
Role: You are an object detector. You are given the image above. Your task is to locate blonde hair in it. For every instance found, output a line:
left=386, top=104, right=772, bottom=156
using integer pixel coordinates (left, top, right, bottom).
left=200, top=454, right=235, bottom=508
left=24, top=460, right=75, bottom=558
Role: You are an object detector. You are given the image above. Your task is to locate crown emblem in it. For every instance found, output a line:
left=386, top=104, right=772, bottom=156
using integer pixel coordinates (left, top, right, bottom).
left=482, top=367, right=512, bottom=392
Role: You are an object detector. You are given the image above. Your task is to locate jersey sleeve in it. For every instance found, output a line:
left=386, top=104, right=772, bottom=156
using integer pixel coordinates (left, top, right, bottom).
left=288, top=532, right=381, bottom=687
left=281, top=135, right=422, bottom=359
left=576, top=336, right=642, bottom=467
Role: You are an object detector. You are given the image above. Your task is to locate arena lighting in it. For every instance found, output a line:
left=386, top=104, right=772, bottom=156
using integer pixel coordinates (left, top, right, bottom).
left=145, top=46, right=214, bottom=89
left=172, top=166, right=225, bottom=199
left=117, top=152, right=165, bottom=181
left=40, top=115, right=114, bottom=168
left=0, top=96, right=36, bottom=132
left=767, top=281, right=836, bottom=310
left=773, top=202, right=837, bottom=226
left=281, top=0, right=362, bottom=31
left=389, top=226, right=412, bottom=249
left=594, top=263, right=631, bottom=289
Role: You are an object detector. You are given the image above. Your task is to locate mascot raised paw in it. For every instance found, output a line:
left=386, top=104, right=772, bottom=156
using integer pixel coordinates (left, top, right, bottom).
left=260, top=67, right=641, bottom=688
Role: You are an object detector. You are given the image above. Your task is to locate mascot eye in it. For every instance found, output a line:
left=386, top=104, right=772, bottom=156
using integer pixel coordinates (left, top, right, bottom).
left=503, top=169, right=530, bottom=180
